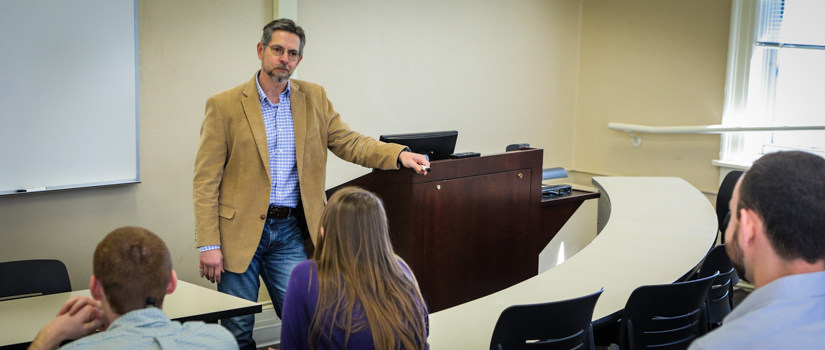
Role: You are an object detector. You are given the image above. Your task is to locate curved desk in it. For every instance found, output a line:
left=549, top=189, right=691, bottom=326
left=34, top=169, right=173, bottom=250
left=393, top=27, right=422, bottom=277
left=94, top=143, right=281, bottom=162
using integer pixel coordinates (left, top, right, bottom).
left=427, top=177, right=717, bottom=348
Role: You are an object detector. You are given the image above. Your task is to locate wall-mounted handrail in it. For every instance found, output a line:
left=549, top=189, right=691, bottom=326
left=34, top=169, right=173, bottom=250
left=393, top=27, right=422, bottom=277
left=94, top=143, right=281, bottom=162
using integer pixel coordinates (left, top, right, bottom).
left=608, top=122, right=825, bottom=147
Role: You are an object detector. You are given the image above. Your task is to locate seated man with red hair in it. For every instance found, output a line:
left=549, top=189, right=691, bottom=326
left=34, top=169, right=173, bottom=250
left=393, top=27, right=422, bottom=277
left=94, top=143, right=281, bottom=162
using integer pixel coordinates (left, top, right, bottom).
left=29, top=226, right=237, bottom=349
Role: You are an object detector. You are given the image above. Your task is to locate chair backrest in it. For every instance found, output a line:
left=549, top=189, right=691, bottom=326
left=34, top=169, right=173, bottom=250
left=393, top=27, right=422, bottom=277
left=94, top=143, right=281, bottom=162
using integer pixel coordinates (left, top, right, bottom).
left=702, top=266, right=735, bottom=329
left=698, top=244, right=739, bottom=285
left=697, top=244, right=738, bottom=329
left=698, top=245, right=733, bottom=279
left=619, top=274, right=716, bottom=350
left=715, top=170, right=743, bottom=243
left=490, top=288, right=603, bottom=350
left=0, top=259, right=71, bottom=300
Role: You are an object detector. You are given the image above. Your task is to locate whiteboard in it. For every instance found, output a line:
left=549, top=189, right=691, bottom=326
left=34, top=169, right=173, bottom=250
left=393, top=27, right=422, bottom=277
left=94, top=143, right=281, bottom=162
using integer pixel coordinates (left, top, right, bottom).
left=0, top=0, right=138, bottom=195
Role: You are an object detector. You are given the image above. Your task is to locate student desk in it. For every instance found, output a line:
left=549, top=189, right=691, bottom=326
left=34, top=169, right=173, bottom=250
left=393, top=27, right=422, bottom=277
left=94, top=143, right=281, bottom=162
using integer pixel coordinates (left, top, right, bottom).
left=427, top=177, right=718, bottom=348
left=0, top=280, right=261, bottom=349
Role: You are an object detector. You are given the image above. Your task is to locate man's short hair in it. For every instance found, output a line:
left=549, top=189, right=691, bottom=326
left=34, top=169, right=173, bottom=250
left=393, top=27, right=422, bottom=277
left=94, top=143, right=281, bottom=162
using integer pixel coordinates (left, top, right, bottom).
left=261, top=18, right=306, bottom=56
left=737, top=151, right=825, bottom=263
left=93, top=226, right=172, bottom=314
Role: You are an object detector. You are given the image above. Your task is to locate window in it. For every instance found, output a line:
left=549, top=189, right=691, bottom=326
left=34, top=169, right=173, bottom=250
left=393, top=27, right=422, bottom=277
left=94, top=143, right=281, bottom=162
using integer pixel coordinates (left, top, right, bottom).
left=720, top=0, right=825, bottom=166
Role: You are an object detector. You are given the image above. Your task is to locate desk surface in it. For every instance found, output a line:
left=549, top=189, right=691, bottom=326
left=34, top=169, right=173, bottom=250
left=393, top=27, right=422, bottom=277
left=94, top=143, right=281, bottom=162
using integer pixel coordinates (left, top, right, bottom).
left=427, top=177, right=717, bottom=348
left=541, top=189, right=600, bottom=207
left=0, top=280, right=261, bottom=348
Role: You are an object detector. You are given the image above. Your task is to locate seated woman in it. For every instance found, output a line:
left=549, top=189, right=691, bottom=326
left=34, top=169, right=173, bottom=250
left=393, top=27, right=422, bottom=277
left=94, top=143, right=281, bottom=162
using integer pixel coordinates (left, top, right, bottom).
left=281, top=187, right=429, bottom=349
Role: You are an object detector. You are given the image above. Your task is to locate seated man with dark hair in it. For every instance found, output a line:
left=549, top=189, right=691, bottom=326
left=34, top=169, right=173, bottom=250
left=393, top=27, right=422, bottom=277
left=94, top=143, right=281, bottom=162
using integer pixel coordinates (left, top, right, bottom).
left=29, top=226, right=237, bottom=349
left=689, top=151, right=825, bottom=349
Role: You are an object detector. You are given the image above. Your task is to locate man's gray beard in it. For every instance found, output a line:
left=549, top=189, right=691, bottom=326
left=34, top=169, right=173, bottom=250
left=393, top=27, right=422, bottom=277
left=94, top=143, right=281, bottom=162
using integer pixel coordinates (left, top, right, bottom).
left=269, top=70, right=290, bottom=83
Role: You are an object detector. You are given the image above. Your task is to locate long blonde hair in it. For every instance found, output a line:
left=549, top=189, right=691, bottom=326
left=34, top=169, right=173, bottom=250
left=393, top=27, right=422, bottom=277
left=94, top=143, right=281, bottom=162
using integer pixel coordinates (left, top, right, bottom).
left=310, top=187, right=428, bottom=349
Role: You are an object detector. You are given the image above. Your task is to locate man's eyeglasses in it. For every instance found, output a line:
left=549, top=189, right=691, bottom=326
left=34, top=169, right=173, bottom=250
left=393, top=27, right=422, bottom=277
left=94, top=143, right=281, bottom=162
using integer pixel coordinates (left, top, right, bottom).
left=268, top=45, right=300, bottom=61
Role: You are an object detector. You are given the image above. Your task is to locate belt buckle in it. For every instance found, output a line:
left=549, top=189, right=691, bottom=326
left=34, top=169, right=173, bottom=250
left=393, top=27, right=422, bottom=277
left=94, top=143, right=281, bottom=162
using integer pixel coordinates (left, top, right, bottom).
left=268, top=206, right=290, bottom=219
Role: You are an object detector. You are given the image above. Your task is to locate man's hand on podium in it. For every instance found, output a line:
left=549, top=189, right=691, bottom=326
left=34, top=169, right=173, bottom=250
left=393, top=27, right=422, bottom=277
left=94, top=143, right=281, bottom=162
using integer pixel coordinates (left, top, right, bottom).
left=399, top=151, right=430, bottom=175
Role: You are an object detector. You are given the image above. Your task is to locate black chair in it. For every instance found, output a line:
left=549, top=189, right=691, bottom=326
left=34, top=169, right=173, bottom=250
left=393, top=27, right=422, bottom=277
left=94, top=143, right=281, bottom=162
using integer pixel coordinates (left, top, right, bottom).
left=618, top=274, right=716, bottom=350
left=0, top=259, right=71, bottom=300
left=696, top=245, right=738, bottom=329
left=716, top=170, right=743, bottom=244
left=490, top=288, right=604, bottom=350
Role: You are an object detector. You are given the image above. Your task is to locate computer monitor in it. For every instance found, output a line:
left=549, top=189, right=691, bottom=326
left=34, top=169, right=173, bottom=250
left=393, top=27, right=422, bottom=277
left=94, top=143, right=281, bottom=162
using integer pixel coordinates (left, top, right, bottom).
left=379, top=130, right=458, bottom=161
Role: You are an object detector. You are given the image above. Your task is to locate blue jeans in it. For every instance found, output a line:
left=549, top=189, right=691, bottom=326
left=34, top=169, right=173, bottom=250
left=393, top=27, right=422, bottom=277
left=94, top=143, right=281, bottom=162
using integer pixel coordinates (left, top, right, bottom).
left=218, top=216, right=307, bottom=350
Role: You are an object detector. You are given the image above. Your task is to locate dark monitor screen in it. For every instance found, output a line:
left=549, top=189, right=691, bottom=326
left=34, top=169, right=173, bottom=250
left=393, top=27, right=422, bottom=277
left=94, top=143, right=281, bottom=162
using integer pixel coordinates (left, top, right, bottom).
left=379, top=130, right=458, bottom=161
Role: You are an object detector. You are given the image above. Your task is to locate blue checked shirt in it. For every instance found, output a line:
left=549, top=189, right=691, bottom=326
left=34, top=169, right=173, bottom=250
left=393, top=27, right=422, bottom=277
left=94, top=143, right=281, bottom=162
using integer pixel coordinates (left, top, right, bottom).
left=256, top=72, right=300, bottom=208
left=198, top=72, right=301, bottom=253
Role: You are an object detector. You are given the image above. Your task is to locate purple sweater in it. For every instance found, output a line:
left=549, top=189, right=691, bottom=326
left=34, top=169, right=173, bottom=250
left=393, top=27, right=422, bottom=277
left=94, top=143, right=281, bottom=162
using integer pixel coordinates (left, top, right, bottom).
left=280, top=260, right=429, bottom=349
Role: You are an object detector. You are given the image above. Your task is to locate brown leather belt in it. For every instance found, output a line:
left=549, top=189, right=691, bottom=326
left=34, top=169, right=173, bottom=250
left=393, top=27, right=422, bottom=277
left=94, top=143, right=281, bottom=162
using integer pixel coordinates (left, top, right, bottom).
left=267, top=205, right=295, bottom=219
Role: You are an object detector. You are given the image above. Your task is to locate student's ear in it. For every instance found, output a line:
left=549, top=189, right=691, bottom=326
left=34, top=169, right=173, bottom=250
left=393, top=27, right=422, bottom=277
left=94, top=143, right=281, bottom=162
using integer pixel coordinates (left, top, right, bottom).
left=738, top=208, right=760, bottom=247
left=89, top=275, right=104, bottom=301
left=319, top=226, right=325, bottom=240
left=167, top=270, right=178, bottom=295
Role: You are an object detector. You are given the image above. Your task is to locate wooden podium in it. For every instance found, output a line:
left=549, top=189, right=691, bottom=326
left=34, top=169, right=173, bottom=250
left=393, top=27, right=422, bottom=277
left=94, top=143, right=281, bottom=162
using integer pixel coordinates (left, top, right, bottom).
left=329, top=148, right=563, bottom=312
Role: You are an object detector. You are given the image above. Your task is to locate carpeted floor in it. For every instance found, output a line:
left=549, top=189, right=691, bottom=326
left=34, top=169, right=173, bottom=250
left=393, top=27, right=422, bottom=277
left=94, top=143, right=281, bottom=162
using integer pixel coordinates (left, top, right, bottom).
left=732, top=286, right=751, bottom=307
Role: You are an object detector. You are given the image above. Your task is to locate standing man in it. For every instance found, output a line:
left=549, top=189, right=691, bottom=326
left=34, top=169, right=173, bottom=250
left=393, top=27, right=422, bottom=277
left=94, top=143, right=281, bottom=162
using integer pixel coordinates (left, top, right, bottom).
left=689, top=151, right=825, bottom=349
left=193, top=18, right=430, bottom=349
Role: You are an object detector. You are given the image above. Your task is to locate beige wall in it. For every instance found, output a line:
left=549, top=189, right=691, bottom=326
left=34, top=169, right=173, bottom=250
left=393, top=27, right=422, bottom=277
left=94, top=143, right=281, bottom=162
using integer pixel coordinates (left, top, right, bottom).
left=298, top=0, right=583, bottom=185
left=0, top=0, right=731, bottom=301
left=572, top=0, right=731, bottom=194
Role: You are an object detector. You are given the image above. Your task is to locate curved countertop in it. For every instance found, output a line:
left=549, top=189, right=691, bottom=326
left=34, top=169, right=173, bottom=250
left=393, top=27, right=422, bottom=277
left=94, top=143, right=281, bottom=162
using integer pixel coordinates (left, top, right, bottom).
left=427, top=177, right=717, bottom=348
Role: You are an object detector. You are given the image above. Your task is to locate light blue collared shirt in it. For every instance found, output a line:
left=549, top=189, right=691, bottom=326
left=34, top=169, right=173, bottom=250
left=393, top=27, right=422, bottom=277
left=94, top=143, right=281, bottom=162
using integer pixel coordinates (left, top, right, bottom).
left=689, top=271, right=825, bottom=349
left=61, top=307, right=237, bottom=349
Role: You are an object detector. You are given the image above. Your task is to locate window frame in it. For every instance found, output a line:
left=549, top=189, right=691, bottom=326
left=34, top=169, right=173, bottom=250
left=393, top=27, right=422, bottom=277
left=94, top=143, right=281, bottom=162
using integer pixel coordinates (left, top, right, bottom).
left=718, top=0, right=825, bottom=168
left=719, top=0, right=759, bottom=168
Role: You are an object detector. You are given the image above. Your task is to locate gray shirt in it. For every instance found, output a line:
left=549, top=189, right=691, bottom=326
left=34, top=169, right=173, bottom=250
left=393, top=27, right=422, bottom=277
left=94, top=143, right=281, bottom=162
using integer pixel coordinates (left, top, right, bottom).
left=689, top=271, right=825, bottom=349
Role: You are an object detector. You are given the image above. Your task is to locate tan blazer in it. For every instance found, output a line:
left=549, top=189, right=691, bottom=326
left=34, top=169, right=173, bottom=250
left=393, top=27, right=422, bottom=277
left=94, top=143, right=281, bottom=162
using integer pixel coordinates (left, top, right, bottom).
left=193, top=76, right=405, bottom=273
